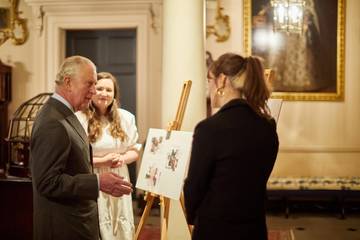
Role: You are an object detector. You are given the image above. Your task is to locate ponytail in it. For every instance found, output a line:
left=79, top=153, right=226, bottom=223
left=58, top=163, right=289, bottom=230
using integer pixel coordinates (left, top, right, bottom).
left=243, top=56, right=271, bottom=119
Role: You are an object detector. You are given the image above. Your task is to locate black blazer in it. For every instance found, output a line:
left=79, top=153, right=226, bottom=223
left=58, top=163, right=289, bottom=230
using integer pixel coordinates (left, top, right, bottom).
left=30, top=97, right=99, bottom=240
left=184, top=99, right=279, bottom=239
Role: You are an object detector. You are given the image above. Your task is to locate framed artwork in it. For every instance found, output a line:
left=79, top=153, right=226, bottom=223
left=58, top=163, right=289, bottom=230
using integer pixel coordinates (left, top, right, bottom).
left=0, top=0, right=28, bottom=46
left=136, top=128, right=193, bottom=200
left=0, top=0, right=11, bottom=29
left=0, top=60, right=11, bottom=102
left=243, top=0, right=345, bottom=100
left=0, top=7, right=10, bottom=29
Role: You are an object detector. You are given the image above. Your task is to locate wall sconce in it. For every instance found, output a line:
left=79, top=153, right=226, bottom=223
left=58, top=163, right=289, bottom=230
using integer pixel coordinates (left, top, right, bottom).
left=271, top=0, right=305, bottom=34
left=0, top=0, right=28, bottom=46
left=206, top=0, right=231, bottom=42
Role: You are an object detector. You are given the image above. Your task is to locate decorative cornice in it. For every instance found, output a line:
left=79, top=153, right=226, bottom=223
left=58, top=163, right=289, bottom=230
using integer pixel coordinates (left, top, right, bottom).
left=25, top=0, right=163, bottom=34
left=25, top=1, right=159, bottom=12
left=149, top=3, right=161, bottom=34
left=25, top=0, right=162, bottom=5
left=31, top=5, right=44, bottom=36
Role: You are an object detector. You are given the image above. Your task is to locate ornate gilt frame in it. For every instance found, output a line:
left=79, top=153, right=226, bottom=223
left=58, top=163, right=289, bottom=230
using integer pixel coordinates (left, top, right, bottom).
left=243, top=0, right=345, bottom=101
left=0, top=0, right=28, bottom=46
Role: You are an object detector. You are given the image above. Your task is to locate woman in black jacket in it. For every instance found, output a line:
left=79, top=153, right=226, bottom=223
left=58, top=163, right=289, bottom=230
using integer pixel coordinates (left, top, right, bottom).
left=184, top=53, right=279, bottom=240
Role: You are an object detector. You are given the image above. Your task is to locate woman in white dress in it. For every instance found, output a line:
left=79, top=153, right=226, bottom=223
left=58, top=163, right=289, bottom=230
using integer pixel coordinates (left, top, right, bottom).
left=76, top=72, right=140, bottom=240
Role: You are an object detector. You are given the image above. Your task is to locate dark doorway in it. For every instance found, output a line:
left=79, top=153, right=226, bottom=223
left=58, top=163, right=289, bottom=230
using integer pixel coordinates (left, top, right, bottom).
left=66, top=29, right=138, bottom=193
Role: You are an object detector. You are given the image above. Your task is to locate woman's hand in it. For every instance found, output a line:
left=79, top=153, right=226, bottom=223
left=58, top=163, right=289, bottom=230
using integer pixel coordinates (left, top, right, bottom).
left=110, top=155, right=125, bottom=168
left=94, top=149, right=139, bottom=168
left=94, top=153, right=120, bottom=167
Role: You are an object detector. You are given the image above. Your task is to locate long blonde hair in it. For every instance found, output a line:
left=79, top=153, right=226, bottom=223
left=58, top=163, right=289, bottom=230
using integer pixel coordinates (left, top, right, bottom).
left=83, top=72, right=127, bottom=143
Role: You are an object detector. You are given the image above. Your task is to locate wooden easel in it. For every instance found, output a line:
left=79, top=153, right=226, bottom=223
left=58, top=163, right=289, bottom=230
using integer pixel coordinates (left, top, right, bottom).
left=135, top=80, right=193, bottom=240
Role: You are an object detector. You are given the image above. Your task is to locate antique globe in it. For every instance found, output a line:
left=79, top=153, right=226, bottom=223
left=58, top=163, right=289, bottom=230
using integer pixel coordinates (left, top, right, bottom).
left=6, top=93, right=52, bottom=177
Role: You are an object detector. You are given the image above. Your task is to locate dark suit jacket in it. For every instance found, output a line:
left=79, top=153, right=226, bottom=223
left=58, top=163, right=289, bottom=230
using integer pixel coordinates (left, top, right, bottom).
left=184, top=99, right=279, bottom=240
left=30, top=97, right=99, bottom=240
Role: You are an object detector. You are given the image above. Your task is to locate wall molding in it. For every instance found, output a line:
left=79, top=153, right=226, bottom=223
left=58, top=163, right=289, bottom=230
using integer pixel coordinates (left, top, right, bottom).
left=280, top=146, right=360, bottom=153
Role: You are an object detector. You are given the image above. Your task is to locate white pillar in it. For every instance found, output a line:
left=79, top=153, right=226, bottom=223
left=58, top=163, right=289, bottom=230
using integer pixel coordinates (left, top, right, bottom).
left=161, top=0, right=206, bottom=239
left=161, top=0, right=206, bottom=131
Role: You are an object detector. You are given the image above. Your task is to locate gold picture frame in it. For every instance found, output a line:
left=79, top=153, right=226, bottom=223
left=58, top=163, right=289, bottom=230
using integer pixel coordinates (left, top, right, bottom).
left=0, top=5, right=10, bottom=29
left=0, top=0, right=28, bottom=46
left=243, top=0, right=345, bottom=101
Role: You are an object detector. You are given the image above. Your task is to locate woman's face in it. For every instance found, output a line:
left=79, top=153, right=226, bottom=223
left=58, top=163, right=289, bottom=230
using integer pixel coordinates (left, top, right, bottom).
left=92, top=78, right=115, bottom=113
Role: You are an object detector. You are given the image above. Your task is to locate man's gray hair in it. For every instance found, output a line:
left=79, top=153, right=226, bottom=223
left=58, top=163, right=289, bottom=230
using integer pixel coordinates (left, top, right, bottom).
left=55, top=56, right=96, bottom=85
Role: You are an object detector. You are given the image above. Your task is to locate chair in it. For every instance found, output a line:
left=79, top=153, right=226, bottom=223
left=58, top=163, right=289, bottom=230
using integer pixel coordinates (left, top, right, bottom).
left=267, top=98, right=283, bottom=123
left=265, top=69, right=283, bottom=122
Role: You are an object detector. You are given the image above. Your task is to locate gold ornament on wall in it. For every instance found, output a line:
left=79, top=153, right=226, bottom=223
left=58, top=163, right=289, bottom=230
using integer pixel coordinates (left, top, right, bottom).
left=0, top=0, right=28, bottom=46
left=206, top=0, right=231, bottom=42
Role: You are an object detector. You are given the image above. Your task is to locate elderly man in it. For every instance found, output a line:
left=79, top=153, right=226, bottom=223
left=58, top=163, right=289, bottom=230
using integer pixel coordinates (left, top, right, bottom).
left=30, top=56, right=132, bottom=240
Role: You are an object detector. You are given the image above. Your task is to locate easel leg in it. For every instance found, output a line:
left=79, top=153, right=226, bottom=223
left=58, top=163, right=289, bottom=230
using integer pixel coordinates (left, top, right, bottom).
left=180, top=193, right=193, bottom=234
left=134, top=193, right=155, bottom=240
left=160, top=197, right=170, bottom=240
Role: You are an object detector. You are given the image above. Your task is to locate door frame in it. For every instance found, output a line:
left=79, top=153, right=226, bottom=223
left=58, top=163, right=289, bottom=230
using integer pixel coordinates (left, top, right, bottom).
left=26, top=1, right=158, bottom=141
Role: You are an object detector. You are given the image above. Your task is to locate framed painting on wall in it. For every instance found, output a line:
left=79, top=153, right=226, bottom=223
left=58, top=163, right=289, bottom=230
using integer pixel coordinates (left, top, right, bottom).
left=243, top=0, right=345, bottom=101
left=0, top=0, right=11, bottom=29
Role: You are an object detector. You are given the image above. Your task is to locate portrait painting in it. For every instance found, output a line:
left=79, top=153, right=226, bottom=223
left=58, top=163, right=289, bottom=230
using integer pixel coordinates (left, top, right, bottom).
left=0, top=0, right=11, bottom=29
left=0, top=8, right=9, bottom=29
left=243, top=0, right=345, bottom=100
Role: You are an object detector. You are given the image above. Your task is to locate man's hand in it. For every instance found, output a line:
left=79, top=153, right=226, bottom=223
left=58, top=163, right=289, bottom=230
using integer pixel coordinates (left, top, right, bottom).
left=99, top=172, right=133, bottom=197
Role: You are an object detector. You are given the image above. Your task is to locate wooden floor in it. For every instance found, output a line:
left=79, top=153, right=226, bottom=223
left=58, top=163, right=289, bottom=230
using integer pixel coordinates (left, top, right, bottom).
left=267, top=213, right=360, bottom=240
left=134, top=201, right=360, bottom=240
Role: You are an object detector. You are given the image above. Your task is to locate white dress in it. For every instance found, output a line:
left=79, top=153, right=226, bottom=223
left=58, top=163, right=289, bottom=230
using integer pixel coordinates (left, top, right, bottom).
left=76, top=109, right=140, bottom=240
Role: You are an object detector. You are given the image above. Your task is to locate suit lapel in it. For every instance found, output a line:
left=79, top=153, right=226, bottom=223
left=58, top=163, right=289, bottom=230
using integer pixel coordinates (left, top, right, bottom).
left=48, top=98, right=93, bottom=170
left=47, top=97, right=93, bottom=174
left=65, top=114, right=89, bottom=145
left=48, top=97, right=88, bottom=145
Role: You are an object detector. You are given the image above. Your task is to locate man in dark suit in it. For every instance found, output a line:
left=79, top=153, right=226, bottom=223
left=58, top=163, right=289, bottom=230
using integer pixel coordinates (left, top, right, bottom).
left=30, top=56, right=132, bottom=240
